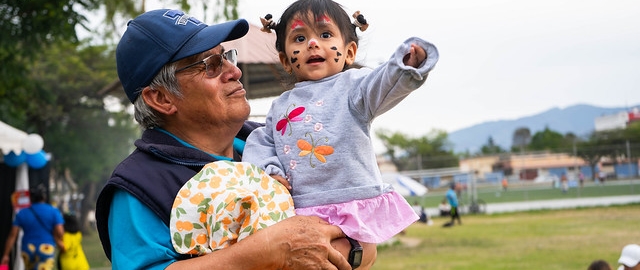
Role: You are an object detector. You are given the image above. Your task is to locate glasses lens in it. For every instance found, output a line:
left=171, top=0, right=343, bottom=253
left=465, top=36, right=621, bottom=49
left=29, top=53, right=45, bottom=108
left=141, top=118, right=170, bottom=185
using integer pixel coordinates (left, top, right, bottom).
left=225, top=49, right=238, bottom=66
left=202, top=49, right=238, bottom=77
left=204, top=54, right=223, bottom=77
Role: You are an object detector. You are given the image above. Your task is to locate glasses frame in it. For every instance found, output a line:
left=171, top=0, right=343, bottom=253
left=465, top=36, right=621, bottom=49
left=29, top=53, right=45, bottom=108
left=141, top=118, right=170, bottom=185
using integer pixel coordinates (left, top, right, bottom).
left=174, top=49, right=238, bottom=78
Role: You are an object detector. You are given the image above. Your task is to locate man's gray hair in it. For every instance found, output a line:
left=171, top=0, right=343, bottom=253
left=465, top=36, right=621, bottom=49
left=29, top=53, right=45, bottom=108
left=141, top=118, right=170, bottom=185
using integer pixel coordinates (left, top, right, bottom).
left=133, top=62, right=184, bottom=130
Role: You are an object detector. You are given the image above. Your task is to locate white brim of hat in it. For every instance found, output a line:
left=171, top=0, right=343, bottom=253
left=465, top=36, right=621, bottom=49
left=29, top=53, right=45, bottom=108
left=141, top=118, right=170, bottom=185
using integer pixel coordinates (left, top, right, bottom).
left=619, top=256, right=640, bottom=267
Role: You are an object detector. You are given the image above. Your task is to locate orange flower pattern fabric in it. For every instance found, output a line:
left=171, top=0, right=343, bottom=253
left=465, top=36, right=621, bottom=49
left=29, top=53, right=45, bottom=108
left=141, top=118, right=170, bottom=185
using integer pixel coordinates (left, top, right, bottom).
left=170, top=161, right=295, bottom=255
left=21, top=243, right=56, bottom=270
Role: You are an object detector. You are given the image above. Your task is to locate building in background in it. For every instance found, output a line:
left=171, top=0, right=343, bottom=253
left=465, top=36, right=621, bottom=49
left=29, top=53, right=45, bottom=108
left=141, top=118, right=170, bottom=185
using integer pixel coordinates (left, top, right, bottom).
left=595, top=107, right=640, bottom=132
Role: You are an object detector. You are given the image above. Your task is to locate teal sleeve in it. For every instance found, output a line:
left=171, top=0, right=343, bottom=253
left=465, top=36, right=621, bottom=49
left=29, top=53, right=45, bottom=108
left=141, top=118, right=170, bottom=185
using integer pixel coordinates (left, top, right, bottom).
left=233, top=137, right=246, bottom=155
left=109, top=190, right=179, bottom=270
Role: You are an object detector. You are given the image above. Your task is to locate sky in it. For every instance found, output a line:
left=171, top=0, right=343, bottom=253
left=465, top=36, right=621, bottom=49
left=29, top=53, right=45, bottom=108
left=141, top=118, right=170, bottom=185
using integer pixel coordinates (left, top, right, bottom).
left=146, top=0, right=640, bottom=150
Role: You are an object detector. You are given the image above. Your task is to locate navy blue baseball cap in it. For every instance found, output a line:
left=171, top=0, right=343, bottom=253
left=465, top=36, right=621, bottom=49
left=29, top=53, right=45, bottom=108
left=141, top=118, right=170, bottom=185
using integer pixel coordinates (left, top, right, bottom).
left=116, top=9, right=249, bottom=103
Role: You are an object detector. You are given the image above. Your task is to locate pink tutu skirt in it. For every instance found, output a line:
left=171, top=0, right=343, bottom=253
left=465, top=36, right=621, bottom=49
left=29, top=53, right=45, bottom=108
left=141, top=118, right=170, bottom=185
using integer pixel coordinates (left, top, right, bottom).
left=295, top=190, right=418, bottom=243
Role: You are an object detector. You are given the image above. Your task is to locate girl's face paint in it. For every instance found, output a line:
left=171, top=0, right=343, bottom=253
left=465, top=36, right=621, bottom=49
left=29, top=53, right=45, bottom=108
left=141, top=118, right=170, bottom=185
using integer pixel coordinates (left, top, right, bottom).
left=317, top=15, right=331, bottom=24
left=308, top=38, right=318, bottom=48
left=291, top=19, right=305, bottom=30
left=291, top=50, right=300, bottom=64
left=330, top=46, right=342, bottom=62
left=279, top=13, right=357, bottom=81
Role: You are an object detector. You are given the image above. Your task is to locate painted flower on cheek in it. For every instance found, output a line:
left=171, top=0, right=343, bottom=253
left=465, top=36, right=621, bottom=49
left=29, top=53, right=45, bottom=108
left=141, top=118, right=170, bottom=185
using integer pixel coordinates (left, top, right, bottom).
left=314, top=123, right=323, bottom=132
left=304, top=115, right=313, bottom=123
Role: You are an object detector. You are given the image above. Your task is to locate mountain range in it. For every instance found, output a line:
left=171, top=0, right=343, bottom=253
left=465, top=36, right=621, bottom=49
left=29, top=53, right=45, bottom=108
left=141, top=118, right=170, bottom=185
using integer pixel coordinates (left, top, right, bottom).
left=448, top=103, right=640, bottom=153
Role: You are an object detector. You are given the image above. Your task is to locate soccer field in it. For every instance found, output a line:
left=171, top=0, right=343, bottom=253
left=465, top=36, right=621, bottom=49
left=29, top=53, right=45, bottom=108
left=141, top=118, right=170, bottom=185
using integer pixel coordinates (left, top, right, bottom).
left=417, top=179, right=640, bottom=208
left=374, top=204, right=640, bottom=270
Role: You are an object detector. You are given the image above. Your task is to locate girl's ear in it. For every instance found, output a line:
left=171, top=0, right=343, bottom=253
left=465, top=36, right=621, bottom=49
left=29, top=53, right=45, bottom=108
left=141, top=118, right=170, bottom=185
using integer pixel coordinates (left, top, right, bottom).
left=141, top=86, right=177, bottom=115
left=279, top=51, right=293, bottom=74
left=344, top=41, right=358, bottom=66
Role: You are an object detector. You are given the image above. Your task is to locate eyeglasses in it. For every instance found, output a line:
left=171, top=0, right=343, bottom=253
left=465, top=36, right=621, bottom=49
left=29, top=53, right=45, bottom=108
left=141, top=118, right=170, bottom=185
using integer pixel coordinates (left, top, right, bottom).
left=174, top=49, right=238, bottom=78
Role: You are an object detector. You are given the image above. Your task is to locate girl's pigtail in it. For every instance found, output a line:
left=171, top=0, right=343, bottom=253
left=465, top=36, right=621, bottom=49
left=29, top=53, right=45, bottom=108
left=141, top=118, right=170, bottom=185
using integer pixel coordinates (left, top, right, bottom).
left=352, top=11, right=369, bottom=32
left=260, top=14, right=277, bottom=33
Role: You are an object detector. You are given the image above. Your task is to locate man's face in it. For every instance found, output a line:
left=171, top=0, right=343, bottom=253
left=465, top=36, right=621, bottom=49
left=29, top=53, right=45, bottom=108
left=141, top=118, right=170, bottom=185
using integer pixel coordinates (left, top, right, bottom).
left=174, top=45, right=250, bottom=128
left=623, top=264, right=640, bottom=270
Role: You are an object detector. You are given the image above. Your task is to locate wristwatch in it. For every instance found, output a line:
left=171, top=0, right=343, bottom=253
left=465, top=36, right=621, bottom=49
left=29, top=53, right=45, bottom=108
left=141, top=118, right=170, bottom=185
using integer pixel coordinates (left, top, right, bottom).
left=346, top=236, right=363, bottom=269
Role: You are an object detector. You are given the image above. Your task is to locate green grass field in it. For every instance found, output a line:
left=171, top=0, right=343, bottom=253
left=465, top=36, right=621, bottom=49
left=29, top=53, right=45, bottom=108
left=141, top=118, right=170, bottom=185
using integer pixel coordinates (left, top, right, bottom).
left=80, top=180, right=640, bottom=269
left=375, top=204, right=640, bottom=270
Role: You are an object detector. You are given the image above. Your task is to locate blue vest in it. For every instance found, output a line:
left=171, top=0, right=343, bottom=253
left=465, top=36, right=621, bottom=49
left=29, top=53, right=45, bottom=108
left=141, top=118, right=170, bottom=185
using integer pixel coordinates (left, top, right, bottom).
left=95, top=121, right=260, bottom=260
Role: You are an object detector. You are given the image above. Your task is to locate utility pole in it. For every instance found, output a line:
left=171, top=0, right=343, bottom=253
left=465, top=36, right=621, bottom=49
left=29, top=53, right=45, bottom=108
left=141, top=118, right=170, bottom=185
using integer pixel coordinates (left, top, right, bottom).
left=628, top=140, right=635, bottom=193
left=627, top=140, right=632, bottom=178
left=574, top=139, right=580, bottom=197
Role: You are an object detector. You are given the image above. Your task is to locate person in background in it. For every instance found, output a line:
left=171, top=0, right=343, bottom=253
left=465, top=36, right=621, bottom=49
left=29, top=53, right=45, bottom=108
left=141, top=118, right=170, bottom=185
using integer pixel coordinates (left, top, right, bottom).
left=587, top=259, right=612, bottom=270
left=57, top=214, right=89, bottom=270
left=438, top=199, right=451, bottom=217
left=1, top=185, right=65, bottom=270
left=501, top=177, right=508, bottom=191
left=412, top=201, right=428, bottom=224
left=95, top=8, right=357, bottom=270
left=618, top=244, right=640, bottom=270
left=598, top=171, right=607, bottom=185
left=561, top=173, right=569, bottom=194
left=444, top=182, right=461, bottom=226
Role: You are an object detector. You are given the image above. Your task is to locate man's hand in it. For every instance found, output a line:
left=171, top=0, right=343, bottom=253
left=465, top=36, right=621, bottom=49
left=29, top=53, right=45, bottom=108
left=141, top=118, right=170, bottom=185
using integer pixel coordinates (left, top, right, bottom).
left=271, top=216, right=351, bottom=270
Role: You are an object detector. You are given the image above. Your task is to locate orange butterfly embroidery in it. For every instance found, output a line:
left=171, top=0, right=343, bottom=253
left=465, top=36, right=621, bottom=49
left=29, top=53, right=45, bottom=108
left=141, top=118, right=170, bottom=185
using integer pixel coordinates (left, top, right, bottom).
left=297, top=133, right=334, bottom=168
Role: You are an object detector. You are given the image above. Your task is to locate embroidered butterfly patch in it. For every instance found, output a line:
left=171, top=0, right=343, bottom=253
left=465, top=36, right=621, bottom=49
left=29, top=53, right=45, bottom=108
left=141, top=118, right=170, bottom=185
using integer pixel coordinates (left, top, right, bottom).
left=276, top=105, right=305, bottom=136
left=297, top=133, right=334, bottom=168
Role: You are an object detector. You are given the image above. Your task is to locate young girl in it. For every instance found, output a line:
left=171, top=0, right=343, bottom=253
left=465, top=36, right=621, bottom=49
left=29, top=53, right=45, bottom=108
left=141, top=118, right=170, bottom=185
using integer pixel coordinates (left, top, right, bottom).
left=58, top=214, right=89, bottom=270
left=242, top=0, right=439, bottom=267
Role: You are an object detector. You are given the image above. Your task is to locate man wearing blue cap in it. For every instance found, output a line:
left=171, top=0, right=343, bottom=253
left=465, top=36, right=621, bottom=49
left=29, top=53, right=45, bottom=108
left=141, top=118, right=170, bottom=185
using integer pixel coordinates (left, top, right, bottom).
left=95, top=9, right=353, bottom=269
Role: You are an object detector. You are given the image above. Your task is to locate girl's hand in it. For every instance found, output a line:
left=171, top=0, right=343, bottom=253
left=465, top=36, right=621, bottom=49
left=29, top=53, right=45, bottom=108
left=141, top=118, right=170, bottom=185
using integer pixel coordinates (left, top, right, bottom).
left=403, top=44, right=427, bottom=68
left=271, top=174, right=292, bottom=190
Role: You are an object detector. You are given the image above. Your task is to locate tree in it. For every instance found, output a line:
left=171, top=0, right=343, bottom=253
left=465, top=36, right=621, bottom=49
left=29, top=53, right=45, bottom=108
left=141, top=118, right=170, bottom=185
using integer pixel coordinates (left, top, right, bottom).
left=0, top=0, right=96, bottom=50
left=576, top=122, right=640, bottom=179
left=100, top=0, right=240, bottom=40
left=529, top=126, right=567, bottom=152
left=480, top=136, right=504, bottom=155
left=576, top=129, right=621, bottom=178
left=376, top=129, right=458, bottom=171
left=24, top=40, right=139, bottom=231
left=511, top=127, right=531, bottom=152
left=0, top=0, right=99, bottom=123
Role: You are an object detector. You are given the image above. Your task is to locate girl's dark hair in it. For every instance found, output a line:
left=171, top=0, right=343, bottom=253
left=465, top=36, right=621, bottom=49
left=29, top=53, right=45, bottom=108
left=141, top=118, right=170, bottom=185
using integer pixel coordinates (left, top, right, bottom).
left=63, top=213, right=81, bottom=233
left=587, top=259, right=612, bottom=270
left=274, top=0, right=359, bottom=55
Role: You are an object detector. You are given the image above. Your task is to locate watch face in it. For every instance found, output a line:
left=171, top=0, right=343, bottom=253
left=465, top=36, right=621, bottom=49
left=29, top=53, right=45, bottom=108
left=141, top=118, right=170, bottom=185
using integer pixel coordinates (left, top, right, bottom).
left=352, top=250, right=363, bottom=266
left=349, top=248, right=363, bottom=268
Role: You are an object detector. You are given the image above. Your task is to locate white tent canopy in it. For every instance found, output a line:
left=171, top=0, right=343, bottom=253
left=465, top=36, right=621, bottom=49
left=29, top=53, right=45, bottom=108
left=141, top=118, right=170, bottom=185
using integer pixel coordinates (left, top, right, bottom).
left=0, top=120, right=28, bottom=155
left=381, top=173, right=428, bottom=197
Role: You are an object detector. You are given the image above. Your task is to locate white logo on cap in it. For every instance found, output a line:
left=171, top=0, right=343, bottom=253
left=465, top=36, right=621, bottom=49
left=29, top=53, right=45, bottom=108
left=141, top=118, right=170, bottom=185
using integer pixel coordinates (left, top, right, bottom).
left=163, top=9, right=203, bottom=26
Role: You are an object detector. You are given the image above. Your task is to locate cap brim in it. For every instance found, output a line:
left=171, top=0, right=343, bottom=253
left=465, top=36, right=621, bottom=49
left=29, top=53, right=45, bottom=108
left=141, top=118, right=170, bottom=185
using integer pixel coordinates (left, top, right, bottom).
left=619, top=256, right=639, bottom=267
left=173, top=19, right=249, bottom=61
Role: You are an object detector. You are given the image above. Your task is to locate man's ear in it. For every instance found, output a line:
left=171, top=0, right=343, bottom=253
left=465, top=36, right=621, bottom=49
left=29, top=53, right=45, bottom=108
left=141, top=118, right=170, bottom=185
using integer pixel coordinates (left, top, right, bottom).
left=279, top=51, right=293, bottom=74
left=140, top=86, right=177, bottom=115
left=344, top=41, right=358, bottom=66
